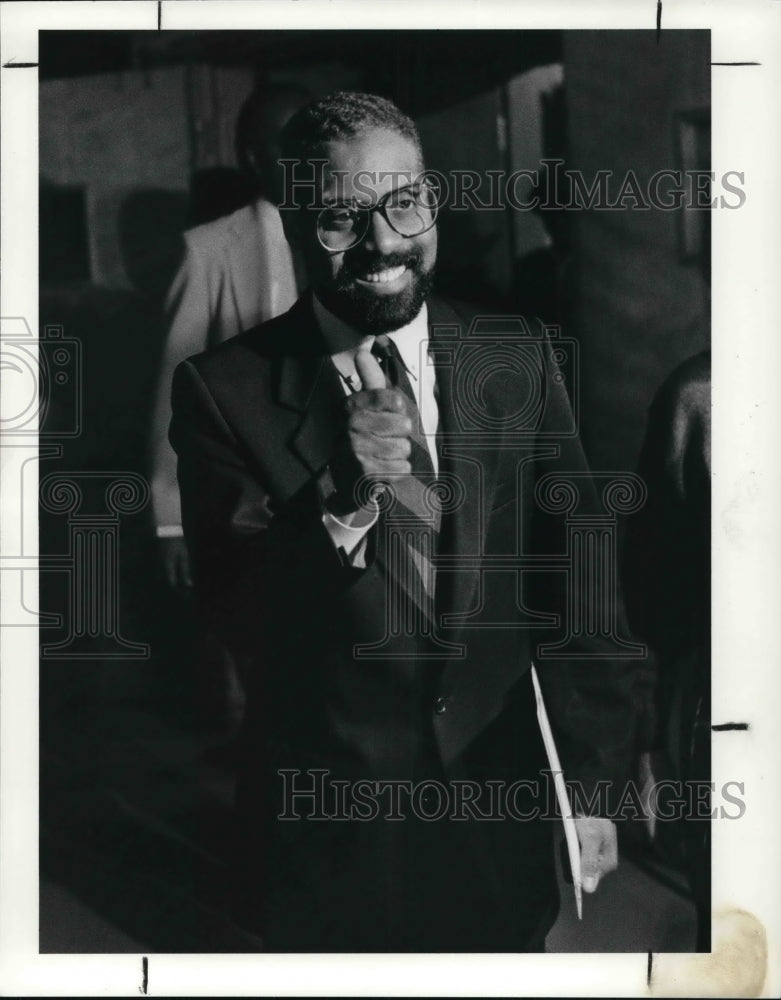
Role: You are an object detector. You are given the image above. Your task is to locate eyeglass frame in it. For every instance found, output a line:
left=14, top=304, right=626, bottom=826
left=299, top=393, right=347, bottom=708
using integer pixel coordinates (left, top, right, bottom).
left=314, top=177, right=441, bottom=253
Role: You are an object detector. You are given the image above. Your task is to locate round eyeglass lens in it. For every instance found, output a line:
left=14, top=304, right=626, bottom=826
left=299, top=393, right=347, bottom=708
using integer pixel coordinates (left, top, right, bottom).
left=384, top=184, right=438, bottom=237
left=317, top=182, right=439, bottom=251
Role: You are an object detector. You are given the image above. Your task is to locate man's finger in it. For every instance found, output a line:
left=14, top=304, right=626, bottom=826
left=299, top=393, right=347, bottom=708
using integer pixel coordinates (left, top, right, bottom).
left=349, top=409, right=412, bottom=437
left=581, top=841, right=601, bottom=894
left=576, top=817, right=617, bottom=893
left=372, top=459, right=412, bottom=475
left=355, top=348, right=386, bottom=391
left=601, top=822, right=619, bottom=873
left=353, top=434, right=412, bottom=461
left=349, top=387, right=406, bottom=413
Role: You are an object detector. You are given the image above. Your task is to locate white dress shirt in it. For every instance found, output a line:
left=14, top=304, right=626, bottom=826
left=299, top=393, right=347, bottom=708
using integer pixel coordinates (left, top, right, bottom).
left=313, top=295, right=440, bottom=563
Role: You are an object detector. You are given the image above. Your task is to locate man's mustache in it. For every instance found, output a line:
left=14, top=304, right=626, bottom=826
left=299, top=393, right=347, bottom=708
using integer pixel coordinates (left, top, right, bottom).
left=338, top=249, right=424, bottom=284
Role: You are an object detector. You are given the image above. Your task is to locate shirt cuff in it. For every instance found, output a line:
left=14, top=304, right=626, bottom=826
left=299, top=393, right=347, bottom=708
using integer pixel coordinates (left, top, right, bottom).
left=156, top=525, right=184, bottom=538
left=322, top=503, right=379, bottom=567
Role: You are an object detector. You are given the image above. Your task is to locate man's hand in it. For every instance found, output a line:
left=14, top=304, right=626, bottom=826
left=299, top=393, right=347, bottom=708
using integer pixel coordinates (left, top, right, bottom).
left=573, top=816, right=618, bottom=893
left=328, top=349, right=413, bottom=513
left=159, top=536, right=193, bottom=592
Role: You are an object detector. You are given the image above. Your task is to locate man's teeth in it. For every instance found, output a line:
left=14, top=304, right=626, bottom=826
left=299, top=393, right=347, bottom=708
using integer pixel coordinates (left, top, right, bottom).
left=360, top=265, right=406, bottom=283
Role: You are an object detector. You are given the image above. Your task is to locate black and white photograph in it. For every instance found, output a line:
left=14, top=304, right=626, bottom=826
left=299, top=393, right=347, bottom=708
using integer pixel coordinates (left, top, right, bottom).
left=1, top=2, right=779, bottom=996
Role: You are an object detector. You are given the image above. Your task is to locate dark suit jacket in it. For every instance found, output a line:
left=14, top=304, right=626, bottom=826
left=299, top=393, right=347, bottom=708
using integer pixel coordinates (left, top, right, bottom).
left=170, top=294, right=640, bottom=949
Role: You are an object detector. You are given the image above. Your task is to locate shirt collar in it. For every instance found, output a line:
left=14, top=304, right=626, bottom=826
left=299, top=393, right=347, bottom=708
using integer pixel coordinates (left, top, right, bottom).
left=313, top=294, right=429, bottom=389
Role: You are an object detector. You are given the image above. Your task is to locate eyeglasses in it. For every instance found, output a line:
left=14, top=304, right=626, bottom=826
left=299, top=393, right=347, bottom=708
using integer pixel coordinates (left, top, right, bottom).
left=316, top=180, right=439, bottom=252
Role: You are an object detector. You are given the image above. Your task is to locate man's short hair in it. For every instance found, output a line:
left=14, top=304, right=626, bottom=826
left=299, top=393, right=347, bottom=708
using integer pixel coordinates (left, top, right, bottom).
left=279, top=91, right=424, bottom=169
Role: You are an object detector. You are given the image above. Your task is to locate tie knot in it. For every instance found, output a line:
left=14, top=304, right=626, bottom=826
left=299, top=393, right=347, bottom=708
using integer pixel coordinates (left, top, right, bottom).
left=371, top=334, right=395, bottom=362
left=371, top=335, right=402, bottom=386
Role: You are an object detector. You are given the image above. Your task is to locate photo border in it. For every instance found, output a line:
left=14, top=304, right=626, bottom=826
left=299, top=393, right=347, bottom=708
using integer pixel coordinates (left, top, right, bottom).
left=2, top=1, right=780, bottom=995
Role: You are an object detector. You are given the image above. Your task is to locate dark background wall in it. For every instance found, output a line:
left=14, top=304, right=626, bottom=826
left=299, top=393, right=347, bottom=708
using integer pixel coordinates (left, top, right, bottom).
left=564, top=30, right=710, bottom=472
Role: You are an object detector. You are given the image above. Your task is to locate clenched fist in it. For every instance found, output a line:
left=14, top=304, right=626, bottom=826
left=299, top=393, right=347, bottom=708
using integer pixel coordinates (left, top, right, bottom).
left=327, top=349, right=413, bottom=516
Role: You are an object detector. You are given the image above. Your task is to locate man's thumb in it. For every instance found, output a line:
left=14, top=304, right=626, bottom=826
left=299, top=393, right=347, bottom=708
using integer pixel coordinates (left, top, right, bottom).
left=355, top=349, right=386, bottom=391
left=580, top=834, right=602, bottom=894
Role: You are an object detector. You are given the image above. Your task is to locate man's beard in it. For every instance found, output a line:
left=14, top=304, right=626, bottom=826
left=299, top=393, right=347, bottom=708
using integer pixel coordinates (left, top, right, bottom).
left=317, top=248, right=435, bottom=334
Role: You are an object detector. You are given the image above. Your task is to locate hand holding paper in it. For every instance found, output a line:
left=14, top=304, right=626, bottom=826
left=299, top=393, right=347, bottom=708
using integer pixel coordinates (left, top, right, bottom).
left=530, top=664, right=619, bottom=918
left=574, top=815, right=618, bottom=893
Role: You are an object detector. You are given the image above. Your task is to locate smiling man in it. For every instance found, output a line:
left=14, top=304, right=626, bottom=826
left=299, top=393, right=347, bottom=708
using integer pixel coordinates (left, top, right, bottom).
left=286, top=125, right=437, bottom=334
left=169, top=92, right=640, bottom=952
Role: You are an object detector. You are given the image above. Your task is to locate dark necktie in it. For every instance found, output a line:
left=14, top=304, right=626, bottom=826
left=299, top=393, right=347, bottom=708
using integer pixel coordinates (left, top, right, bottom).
left=371, top=335, right=440, bottom=635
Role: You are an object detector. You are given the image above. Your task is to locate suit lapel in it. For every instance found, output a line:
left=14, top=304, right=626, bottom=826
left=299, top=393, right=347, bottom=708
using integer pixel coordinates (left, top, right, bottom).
left=274, top=295, right=345, bottom=478
left=428, top=299, right=495, bottom=632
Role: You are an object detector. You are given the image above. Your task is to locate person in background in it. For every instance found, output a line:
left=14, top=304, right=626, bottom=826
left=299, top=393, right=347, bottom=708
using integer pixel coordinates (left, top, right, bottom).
left=622, top=348, right=711, bottom=950
left=149, top=82, right=311, bottom=592
left=623, top=209, right=711, bottom=949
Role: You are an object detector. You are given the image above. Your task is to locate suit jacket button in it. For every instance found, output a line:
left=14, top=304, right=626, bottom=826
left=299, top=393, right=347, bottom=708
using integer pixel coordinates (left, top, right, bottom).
left=434, top=696, right=447, bottom=715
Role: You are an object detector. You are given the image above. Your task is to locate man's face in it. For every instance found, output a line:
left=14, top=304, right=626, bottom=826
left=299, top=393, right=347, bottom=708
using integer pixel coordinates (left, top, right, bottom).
left=291, top=127, right=438, bottom=334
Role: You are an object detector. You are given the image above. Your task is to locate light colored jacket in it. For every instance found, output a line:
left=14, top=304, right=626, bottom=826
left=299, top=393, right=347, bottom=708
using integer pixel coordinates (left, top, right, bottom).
left=149, top=198, right=298, bottom=531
